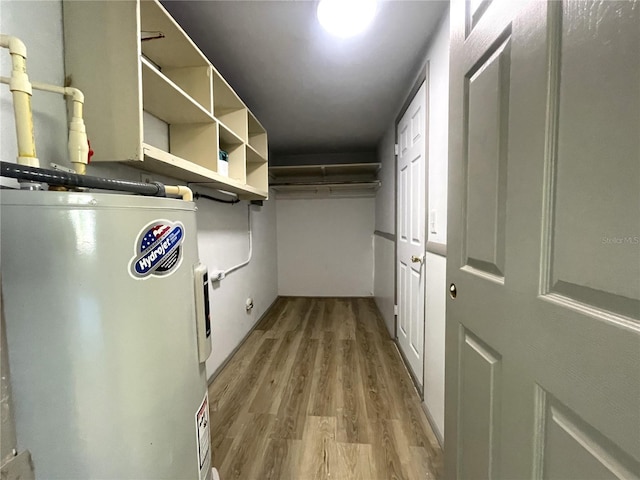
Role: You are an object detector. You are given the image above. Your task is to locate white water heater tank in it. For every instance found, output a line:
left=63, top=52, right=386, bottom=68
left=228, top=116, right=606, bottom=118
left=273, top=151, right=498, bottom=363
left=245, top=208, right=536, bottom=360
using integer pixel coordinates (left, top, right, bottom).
left=1, top=190, right=212, bottom=479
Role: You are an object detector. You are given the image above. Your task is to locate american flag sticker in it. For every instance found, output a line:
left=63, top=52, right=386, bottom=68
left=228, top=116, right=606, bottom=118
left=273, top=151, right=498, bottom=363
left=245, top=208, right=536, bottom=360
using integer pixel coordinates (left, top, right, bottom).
left=129, top=220, right=185, bottom=279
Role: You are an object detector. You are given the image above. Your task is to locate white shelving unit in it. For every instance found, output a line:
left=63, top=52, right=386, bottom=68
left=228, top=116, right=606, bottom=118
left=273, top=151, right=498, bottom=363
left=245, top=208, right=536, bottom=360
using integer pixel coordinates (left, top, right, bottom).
left=269, top=163, right=381, bottom=198
left=63, top=0, right=268, bottom=200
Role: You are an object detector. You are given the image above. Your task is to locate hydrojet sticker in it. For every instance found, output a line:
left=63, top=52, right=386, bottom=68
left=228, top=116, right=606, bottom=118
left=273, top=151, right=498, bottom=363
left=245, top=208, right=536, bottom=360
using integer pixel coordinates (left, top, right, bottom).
left=129, top=220, right=185, bottom=279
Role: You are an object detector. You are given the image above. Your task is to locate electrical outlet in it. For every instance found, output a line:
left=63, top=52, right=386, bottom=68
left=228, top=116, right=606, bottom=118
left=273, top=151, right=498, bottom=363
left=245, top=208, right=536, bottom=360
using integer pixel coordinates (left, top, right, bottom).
left=429, top=209, right=437, bottom=234
left=211, top=270, right=225, bottom=282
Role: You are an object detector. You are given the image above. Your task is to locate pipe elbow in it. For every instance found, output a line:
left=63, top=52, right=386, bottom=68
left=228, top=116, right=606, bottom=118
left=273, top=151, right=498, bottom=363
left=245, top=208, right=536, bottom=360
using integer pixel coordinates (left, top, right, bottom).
left=165, top=185, right=194, bottom=202
left=65, top=87, right=84, bottom=104
left=0, top=34, right=27, bottom=58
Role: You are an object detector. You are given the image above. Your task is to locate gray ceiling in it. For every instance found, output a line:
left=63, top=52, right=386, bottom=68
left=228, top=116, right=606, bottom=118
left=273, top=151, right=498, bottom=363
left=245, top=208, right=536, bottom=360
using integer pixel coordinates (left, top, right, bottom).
left=162, top=0, right=448, bottom=155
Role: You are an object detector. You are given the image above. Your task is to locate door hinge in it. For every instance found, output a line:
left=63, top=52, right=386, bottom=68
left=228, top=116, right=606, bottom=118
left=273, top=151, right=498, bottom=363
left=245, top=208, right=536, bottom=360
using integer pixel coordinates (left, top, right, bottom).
left=394, top=144, right=399, bottom=156
left=394, top=304, right=398, bottom=316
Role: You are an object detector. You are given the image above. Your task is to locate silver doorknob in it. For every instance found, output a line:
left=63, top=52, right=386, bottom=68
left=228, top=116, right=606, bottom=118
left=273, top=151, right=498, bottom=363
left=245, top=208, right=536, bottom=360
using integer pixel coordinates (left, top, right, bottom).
left=411, top=255, right=423, bottom=264
left=449, top=283, right=457, bottom=299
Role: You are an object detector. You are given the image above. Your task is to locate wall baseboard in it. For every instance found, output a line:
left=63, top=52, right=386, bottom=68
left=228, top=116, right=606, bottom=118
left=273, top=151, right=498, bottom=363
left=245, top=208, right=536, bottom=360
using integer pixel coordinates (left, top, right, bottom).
left=421, top=401, right=444, bottom=449
left=393, top=338, right=424, bottom=399
left=207, top=295, right=280, bottom=385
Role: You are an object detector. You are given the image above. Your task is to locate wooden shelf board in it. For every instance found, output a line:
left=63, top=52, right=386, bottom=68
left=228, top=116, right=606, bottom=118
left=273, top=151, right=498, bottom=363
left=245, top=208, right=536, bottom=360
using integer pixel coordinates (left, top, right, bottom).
left=141, top=57, right=214, bottom=124
left=270, top=181, right=381, bottom=191
left=140, top=143, right=267, bottom=199
left=269, top=162, right=381, bottom=178
left=140, top=0, right=209, bottom=68
left=215, top=107, right=245, bottom=117
left=271, top=181, right=379, bottom=199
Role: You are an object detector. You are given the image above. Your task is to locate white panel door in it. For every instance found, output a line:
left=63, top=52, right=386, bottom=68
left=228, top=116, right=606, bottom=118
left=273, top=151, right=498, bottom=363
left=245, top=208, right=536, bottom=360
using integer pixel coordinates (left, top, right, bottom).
left=397, top=82, right=426, bottom=386
left=446, top=0, right=640, bottom=478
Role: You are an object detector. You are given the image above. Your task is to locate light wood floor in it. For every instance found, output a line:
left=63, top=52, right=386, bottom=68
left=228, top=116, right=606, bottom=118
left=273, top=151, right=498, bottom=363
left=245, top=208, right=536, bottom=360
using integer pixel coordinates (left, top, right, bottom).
left=208, top=297, right=443, bottom=480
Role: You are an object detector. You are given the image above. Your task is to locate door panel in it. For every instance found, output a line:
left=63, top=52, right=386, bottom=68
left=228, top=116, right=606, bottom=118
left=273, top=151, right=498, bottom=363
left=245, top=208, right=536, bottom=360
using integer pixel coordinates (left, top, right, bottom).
left=547, top=0, right=640, bottom=316
left=411, top=155, right=423, bottom=245
left=464, top=38, right=510, bottom=279
left=467, top=0, right=492, bottom=34
left=537, top=389, right=640, bottom=480
left=400, top=166, right=409, bottom=241
left=410, top=267, right=423, bottom=356
left=446, top=1, right=640, bottom=479
left=399, top=263, right=408, bottom=337
left=459, top=327, right=502, bottom=480
left=397, top=82, right=427, bottom=386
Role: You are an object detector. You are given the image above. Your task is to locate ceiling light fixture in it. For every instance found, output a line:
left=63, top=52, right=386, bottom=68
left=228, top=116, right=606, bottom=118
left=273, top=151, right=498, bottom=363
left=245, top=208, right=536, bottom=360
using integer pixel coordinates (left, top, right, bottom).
left=317, top=0, right=378, bottom=38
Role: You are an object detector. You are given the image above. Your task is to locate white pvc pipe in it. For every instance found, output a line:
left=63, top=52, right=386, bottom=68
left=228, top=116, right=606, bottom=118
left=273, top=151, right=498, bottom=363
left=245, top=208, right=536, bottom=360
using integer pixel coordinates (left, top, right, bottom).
left=223, top=204, right=253, bottom=277
left=165, top=185, right=194, bottom=202
left=0, top=76, right=89, bottom=175
left=0, top=34, right=38, bottom=169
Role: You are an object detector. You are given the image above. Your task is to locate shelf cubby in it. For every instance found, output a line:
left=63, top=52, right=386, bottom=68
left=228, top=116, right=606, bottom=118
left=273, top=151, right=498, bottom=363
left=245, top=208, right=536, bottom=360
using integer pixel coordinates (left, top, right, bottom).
left=213, top=70, right=248, bottom=142
left=170, top=123, right=218, bottom=171
left=140, top=0, right=209, bottom=69
left=163, top=66, right=213, bottom=114
left=248, top=112, right=268, bottom=159
left=219, top=122, right=246, bottom=183
left=141, top=57, right=213, bottom=124
left=246, top=145, right=268, bottom=191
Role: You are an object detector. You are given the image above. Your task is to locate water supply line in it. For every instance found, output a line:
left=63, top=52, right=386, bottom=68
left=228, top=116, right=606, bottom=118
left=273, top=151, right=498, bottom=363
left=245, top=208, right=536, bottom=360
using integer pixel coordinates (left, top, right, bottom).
left=1, top=161, right=165, bottom=196
left=0, top=34, right=38, bottom=170
left=32, top=81, right=88, bottom=175
left=0, top=76, right=90, bottom=175
left=165, top=185, right=193, bottom=202
left=1, top=162, right=194, bottom=201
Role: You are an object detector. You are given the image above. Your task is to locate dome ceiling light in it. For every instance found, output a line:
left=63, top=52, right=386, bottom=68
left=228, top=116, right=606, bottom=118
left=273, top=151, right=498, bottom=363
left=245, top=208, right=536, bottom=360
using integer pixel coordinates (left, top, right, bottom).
left=317, top=0, right=379, bottom=38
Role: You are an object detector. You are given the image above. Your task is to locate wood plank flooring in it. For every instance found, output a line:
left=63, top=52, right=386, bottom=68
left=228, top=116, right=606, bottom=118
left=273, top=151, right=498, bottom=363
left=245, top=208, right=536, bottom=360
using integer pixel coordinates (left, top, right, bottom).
left=208, top=297, right=442, bottom=479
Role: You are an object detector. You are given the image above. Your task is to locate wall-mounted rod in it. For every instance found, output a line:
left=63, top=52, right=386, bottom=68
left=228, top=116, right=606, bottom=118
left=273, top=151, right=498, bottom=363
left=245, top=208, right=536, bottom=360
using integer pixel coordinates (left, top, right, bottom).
left=194, top=192, right=240, bottom=204
left=0, top=34, right=38, bottom=170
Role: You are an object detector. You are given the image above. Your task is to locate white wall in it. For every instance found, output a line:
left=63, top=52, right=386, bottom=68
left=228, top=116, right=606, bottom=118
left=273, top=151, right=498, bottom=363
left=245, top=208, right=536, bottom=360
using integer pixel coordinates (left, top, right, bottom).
left=196, top=197, right=278, bottom=379
left=0, top=0, right=278, bottom=386
left=373, top=235, right=395, bottom=336
left=373, top=8, right=450, bottom=443
left=375, top=126, right=396, bottom=234
left=424, top=253, right=447, bottom=439
left=277, top=197, right=375, bottom=297
left=426, top=12, right=450, bottom=247
left=373, top=114, right=398, bottom=336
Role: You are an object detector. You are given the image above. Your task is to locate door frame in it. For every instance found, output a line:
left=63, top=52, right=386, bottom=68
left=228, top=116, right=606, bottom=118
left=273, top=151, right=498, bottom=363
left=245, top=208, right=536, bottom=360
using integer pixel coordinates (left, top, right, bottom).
left=394, top=64, right=430, bottom=397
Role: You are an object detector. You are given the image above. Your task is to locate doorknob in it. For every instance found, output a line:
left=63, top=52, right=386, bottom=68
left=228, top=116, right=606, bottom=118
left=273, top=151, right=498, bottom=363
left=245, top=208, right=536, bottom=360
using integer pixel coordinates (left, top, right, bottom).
left=449, top=283, right=457, bottom=299
left=411, top=255, right=423, bottom=264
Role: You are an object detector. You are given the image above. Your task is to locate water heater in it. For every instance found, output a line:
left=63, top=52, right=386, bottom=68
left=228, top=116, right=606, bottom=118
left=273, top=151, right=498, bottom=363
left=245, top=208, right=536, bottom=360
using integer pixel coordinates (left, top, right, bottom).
left=1, top=190, right=212, bottom=479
